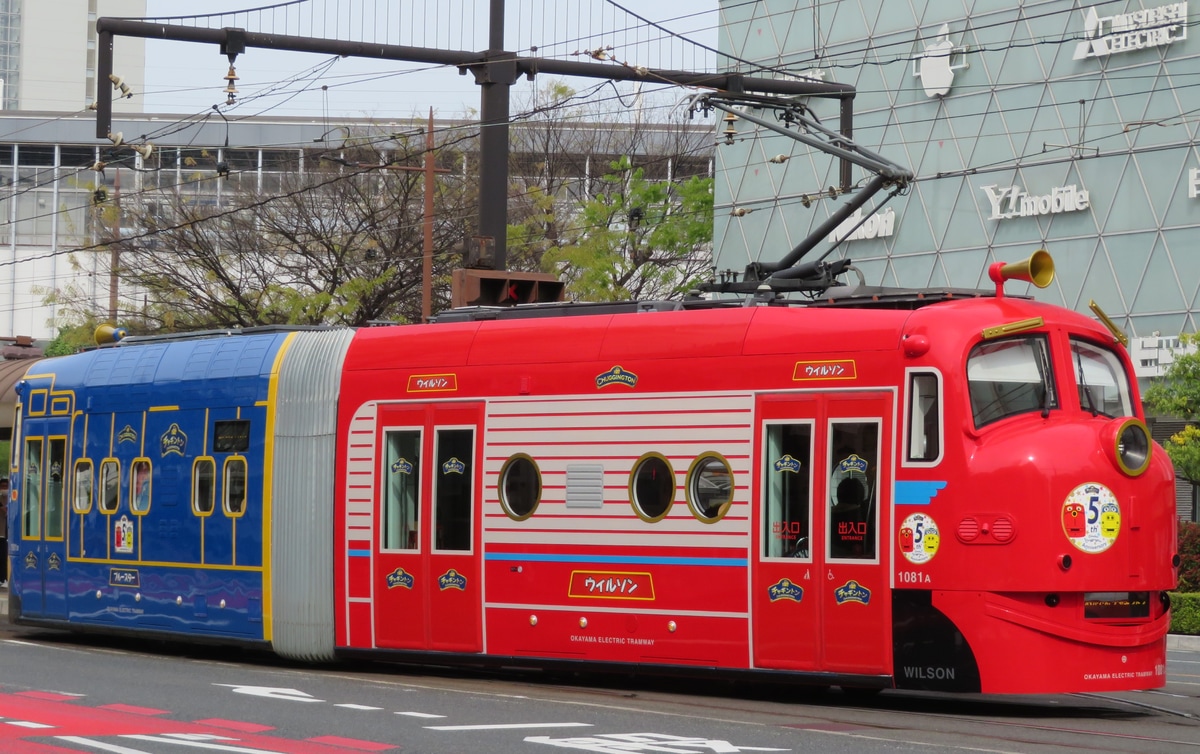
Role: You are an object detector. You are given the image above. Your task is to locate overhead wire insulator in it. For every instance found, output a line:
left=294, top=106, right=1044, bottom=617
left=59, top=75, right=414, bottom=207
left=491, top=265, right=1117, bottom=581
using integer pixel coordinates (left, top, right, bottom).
left=224, top=65, right=239, bottom=106
left=722, top=112, right=738, bottom=144
left=108, top=73, right=133, bottom=98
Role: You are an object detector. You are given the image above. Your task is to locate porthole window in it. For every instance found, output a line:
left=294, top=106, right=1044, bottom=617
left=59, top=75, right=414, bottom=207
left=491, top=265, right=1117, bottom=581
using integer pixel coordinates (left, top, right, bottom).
left=500, top=454, right=541, bottom=520
left=630, top=453, right=675, bottom=522
left=687, top=453, right=733, bottom=522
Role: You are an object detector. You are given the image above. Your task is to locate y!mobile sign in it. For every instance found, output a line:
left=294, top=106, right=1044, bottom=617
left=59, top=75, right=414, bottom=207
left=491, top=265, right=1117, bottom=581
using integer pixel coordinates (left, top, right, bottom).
left=981, top=184, right=1090, bottom=221
left=1073, top=3, right=1188, bottom=60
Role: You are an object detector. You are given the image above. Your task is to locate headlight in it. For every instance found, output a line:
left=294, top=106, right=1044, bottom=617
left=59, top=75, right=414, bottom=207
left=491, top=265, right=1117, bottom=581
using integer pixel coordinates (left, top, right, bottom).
left=1102, top=417, right=1151, bottom=477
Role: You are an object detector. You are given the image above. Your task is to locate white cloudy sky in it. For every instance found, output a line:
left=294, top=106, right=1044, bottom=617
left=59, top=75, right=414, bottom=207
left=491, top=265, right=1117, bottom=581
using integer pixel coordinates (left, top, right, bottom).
left=136, top=0, right=719, bottom=120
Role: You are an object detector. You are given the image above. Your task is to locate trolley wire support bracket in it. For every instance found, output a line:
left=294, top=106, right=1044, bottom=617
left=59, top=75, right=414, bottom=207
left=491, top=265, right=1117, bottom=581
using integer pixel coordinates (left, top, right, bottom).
left=93, top=13, right=863, bottom=276
left=690, top=91, right=914, bottom=297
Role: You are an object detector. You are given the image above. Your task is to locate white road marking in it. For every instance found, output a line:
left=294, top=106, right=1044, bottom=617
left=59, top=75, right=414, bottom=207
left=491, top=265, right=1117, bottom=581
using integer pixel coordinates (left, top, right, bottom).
left=396, top=710, right=445, bottom=718
left=428, top=722, right=593, bottom=731
left=212, top=684, right=323, bottom=703
left=56, top=738, right=158, bottom=754
left=524, top=733, right=788, bottom=753
left=123, top=734, right=292, bottom=752
left=336, top=703, right=383, bottom=710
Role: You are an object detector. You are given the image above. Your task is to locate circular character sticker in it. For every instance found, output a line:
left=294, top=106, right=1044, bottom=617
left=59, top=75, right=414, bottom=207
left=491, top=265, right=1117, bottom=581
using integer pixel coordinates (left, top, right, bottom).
left=1062, top=483, right=1121, bottom=554
left=899, top=512, right=940, bottom=565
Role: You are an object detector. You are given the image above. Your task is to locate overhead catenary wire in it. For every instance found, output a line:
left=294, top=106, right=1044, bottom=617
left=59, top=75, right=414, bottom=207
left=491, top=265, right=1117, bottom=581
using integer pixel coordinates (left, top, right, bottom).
left=0, top=79, right=708, bottom=270
left=6, top=2, right=1196, bottom=305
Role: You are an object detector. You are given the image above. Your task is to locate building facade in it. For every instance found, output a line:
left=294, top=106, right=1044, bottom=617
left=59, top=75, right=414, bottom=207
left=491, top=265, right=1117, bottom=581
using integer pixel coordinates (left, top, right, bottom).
left=0, top=112, right=712, bottom=339
left=714, top=0, right=1199, bottom=342
left=1, top=0, right=145, bottom=112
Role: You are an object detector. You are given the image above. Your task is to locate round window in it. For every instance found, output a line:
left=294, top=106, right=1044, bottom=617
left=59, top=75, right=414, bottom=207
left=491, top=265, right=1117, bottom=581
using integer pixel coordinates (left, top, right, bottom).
left=687, top=453, right=733, bottom=522
left=500, top=454, right=541, bottom=520
left=630, top=454, right=675, bottom=522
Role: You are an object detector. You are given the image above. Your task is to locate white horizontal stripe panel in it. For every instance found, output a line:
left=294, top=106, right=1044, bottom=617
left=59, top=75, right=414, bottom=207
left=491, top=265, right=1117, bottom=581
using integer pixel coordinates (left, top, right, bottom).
left=485, top=530, right=745, bottom=548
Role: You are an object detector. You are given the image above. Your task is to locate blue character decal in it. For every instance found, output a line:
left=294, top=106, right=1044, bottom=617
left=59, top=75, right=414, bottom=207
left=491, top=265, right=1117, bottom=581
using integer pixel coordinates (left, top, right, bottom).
left=834, top=580, right=871, bottom=605
left=768, top=578, right=804, bottom=602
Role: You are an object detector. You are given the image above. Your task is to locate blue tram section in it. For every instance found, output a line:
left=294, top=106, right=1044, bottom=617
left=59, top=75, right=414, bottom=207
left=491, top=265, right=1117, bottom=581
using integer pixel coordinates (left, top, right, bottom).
left=10, top=330, right=292, bottom=643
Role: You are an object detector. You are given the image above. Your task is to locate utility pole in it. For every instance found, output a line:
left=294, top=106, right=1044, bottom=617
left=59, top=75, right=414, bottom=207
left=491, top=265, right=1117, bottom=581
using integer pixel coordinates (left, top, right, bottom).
left=474, top=0, right=514, bottom=269
left=423, top=108, right=435, bottom=323
left=379, top=128, right=446, bottom=321
left=108, top=168, right=120, bottom=324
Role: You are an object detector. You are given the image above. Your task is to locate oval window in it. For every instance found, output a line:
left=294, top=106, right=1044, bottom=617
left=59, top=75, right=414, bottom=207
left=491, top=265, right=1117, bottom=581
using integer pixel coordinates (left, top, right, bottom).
left=630, top=454, right=675, bottom=522
left=500, top=454, right=541, bottom=520
left=687, top=453, right=733, bottom=522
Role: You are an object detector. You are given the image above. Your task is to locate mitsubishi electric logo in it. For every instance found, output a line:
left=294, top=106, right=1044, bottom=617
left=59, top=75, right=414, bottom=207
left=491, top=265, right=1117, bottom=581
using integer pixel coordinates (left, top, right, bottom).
left=912, top=24, right=968, bottom=97
left=1073, top=3, right=1187, bottom=60
left=981, top=184, right=1090, bottom=220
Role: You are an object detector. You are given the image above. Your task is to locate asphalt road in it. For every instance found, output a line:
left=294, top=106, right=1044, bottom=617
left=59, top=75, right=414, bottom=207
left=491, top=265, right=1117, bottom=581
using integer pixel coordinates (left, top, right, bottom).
left=3, top=594, right=1200, bottom=753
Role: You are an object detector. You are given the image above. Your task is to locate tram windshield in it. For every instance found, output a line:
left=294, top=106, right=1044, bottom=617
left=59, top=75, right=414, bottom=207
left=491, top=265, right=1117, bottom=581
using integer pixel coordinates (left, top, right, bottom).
left=967, top=335, right=1057, bottom=427
left=1070, top=338, right=1133, bottom=418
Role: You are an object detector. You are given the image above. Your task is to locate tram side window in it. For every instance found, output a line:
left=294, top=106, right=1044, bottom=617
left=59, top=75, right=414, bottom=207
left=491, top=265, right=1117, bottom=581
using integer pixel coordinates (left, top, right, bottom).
left=829, top=421, right=879, bottom=561
left=764, top=424, right=812, bottom=558
left=99, top=460, right=120, bottom=514
left=967, top=335, right=1057, bottom=427
left=22, top=437, right=42, bottom=538
left=73, top=460, right=94, bottom=513
left=45, top=438, right=65, bottom=538
left=224, top=458, right=246, bottom=515
left=193, top=458, right=216, bottom=515
left=434, top=428, right=474, bottom=551
left=130, top=459, right=152, bottom=514
left=383, top=430, right=420, bottom=551
left=907, top=372, right=941, bottom=463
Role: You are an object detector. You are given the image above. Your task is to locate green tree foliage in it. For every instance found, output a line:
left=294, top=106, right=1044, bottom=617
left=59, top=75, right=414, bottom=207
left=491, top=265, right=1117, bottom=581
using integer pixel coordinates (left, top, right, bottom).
left=506, top=80, right=715, bottom=293
left=542, top=156, right=713, bottom=301
left=1144, top=332, right=1200, bottom=483
left=1179, top=521, right=1200, bottom=592
left=43, top=322, right=101, bottom=357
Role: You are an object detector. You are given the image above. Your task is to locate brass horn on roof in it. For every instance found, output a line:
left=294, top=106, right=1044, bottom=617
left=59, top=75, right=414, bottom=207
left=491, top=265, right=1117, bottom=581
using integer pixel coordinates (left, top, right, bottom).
left=94, top=324, right=126, bottom=345
left=988, top=249, right=1054, bottom=296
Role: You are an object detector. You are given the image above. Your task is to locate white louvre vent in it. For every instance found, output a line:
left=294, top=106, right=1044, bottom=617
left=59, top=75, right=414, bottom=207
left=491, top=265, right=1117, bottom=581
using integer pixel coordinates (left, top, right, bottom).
left=566, top=463, right=605, bottom=508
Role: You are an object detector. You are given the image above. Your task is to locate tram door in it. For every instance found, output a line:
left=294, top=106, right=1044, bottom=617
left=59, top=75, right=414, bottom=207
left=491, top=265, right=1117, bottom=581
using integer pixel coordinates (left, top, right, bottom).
left=752, top=391, right=892, bottom=675
left=373, top=402, right=483, bottom=653
left=15, top=429, right=69, bottom=619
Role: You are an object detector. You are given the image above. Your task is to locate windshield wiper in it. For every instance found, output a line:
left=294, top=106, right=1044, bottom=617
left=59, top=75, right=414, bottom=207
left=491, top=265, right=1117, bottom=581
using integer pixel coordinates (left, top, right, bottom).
left=1038, top=341, right=1054, bottom=419
left=1076, top=347, right=1098, bottom=416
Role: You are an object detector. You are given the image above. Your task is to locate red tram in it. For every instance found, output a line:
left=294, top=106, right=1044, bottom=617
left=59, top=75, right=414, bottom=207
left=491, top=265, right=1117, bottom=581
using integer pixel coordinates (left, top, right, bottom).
left=8, top=251, right=1177, bottom=694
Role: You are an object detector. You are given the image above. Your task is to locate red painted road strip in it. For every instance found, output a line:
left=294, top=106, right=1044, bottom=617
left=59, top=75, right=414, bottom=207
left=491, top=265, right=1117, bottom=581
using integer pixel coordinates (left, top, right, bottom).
left=95, top=703, right=171, bottom=716
left=2, top=740, right=98, bottom=753
left=307, top=735, right=399, bottom=751
left=194, top=717, right=277, bottom=733
left=0, top=692, right=399, bottom=753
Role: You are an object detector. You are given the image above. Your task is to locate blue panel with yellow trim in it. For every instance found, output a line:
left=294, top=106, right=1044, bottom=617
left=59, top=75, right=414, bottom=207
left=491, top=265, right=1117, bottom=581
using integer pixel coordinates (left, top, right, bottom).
left=9, top=330, right=292, bottom=641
